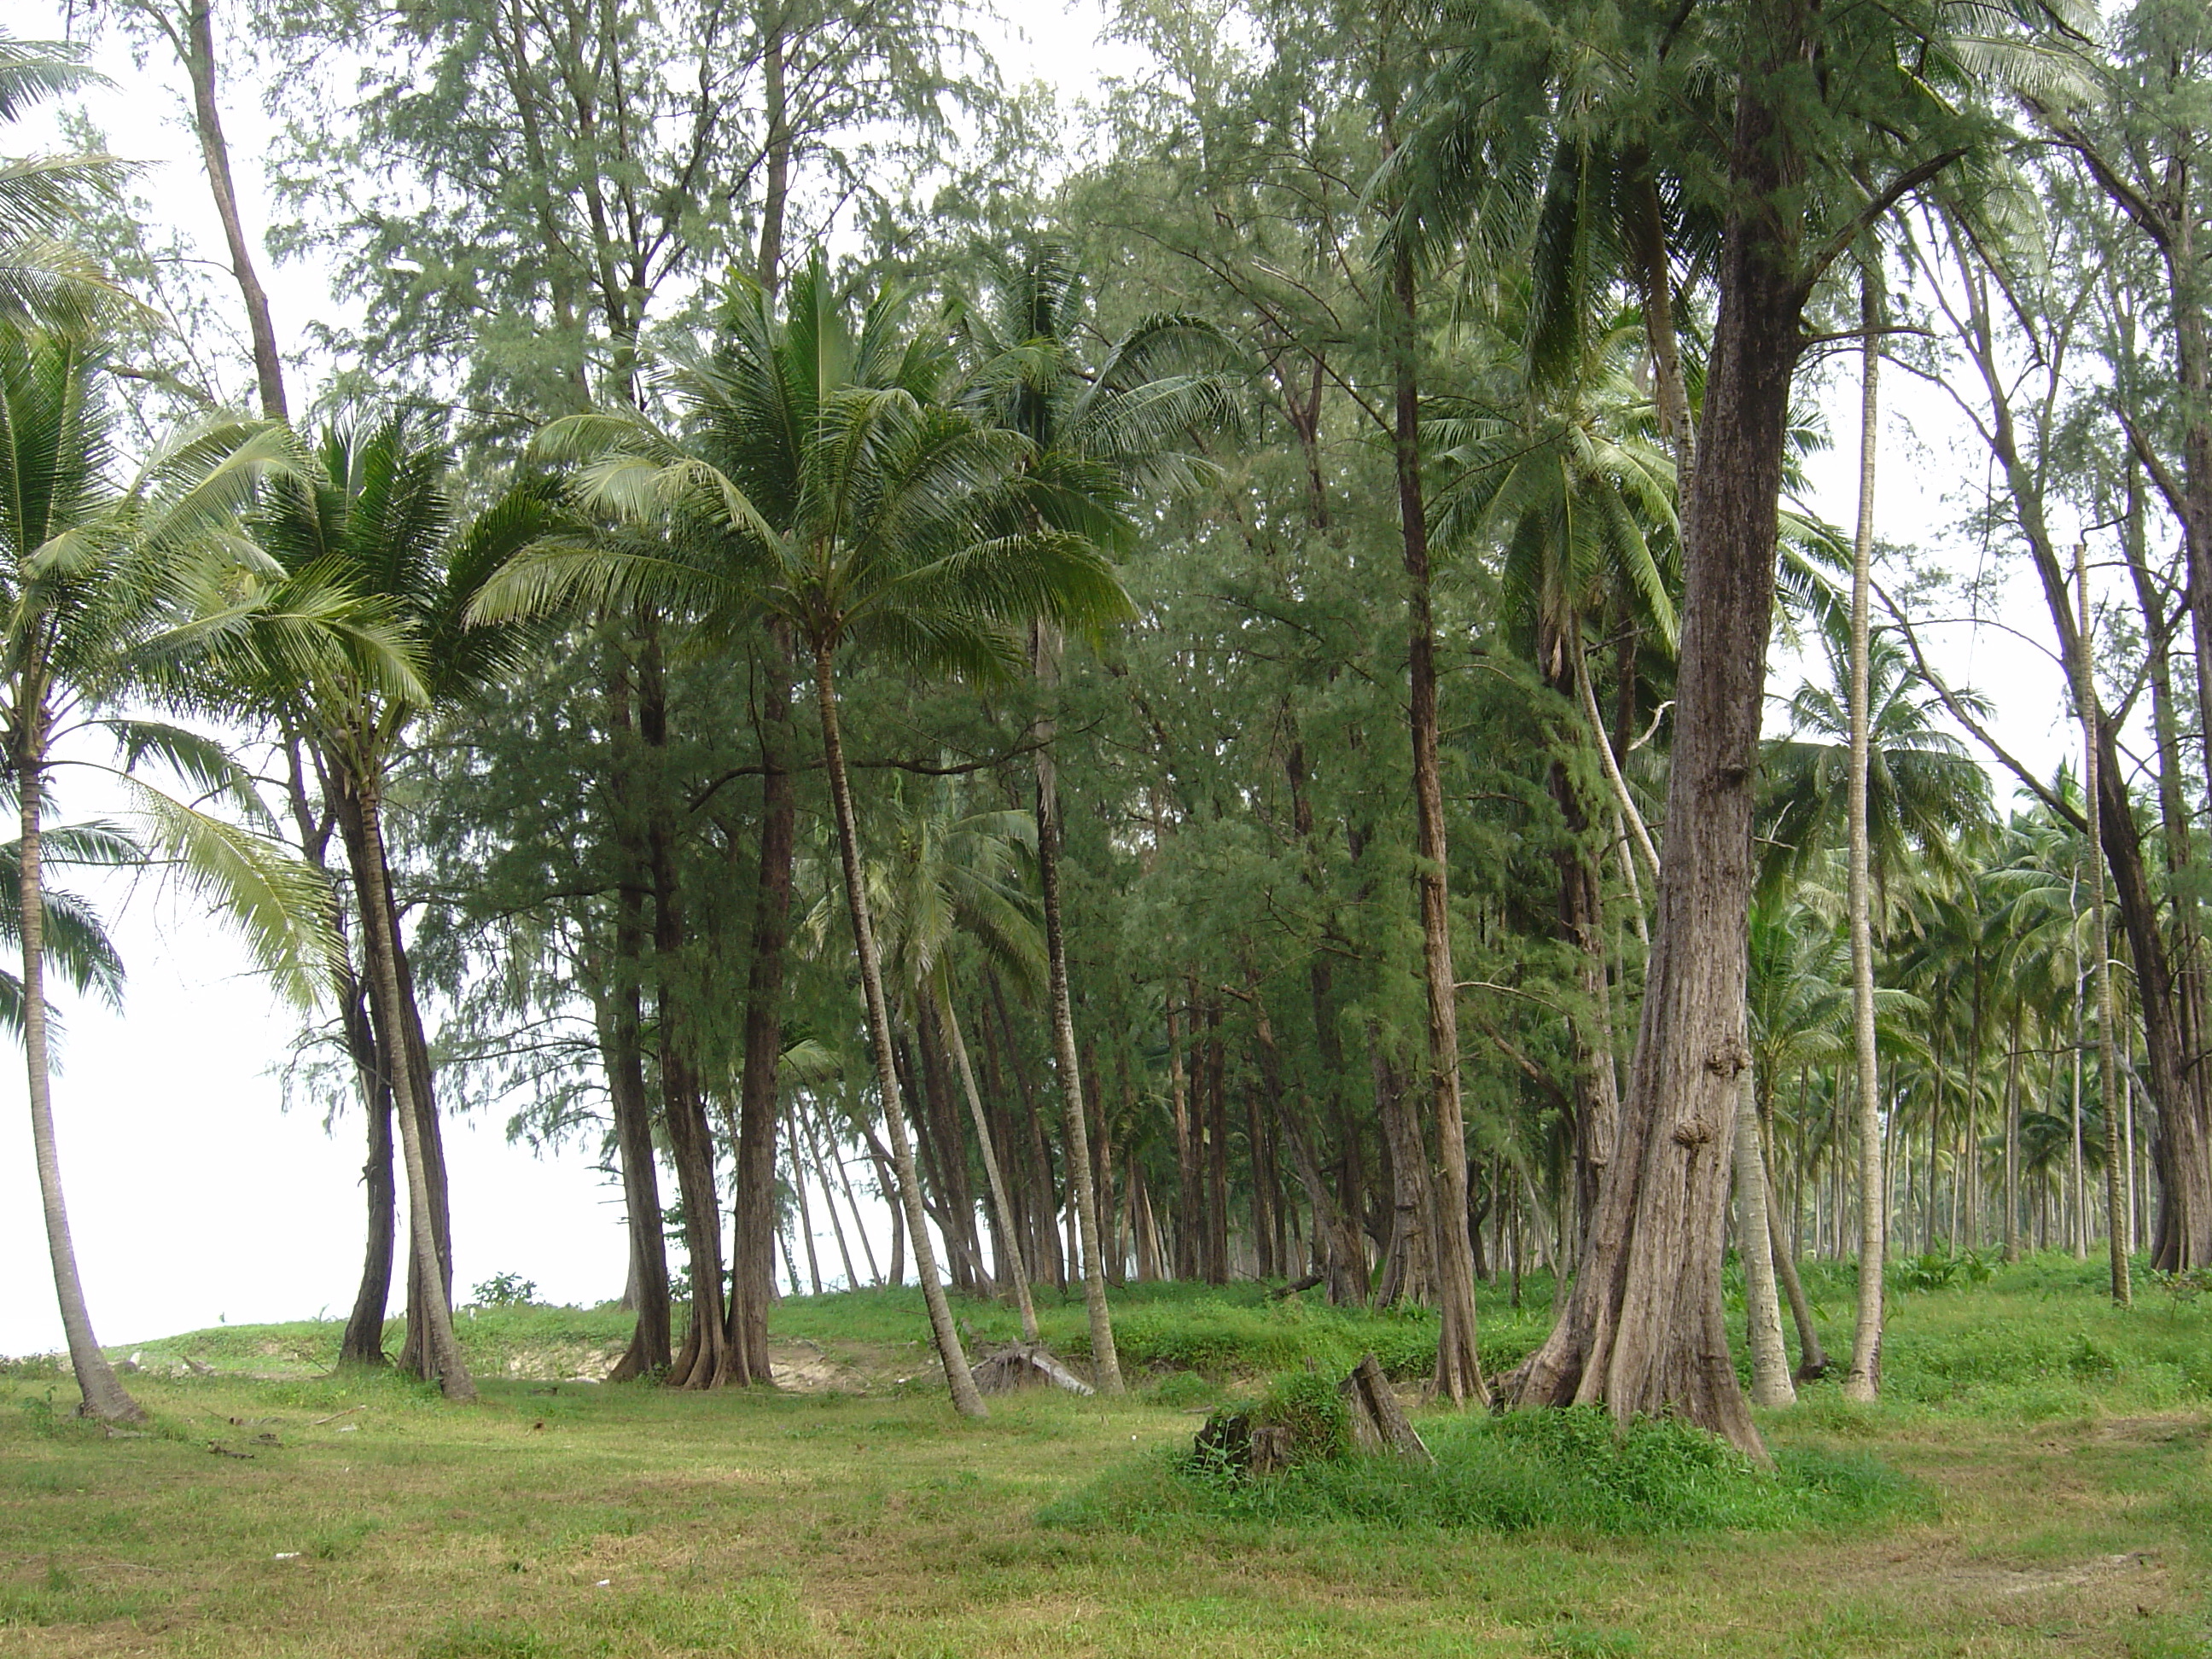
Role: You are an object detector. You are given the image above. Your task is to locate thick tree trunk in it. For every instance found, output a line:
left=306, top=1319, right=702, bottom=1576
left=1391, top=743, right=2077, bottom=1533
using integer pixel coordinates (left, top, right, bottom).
left=1507, top=45, right=1810, bottom=1458
left=356, top=783, right=474, bottom=1400
left=721, top=624, right=795, bottom=1384
left=813, top=643, right=985, bottom=1417
left=19, top=750, right=143, bottom=1423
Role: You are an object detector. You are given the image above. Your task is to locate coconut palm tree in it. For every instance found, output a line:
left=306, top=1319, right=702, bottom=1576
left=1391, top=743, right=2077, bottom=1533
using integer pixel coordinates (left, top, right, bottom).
left=949, top=240, right=1238, bottom=1394
left=480, top=252, right=1132, bottom=1418
left=866, top=772, right=1047, bottom=1341
left=0, top=32, right=129, bottom=336
left=244, top=406, right=549, bottom=1400
left=0, top=325, right=392, bottom=1420
left=1761, top=626, right=1993, bottom=912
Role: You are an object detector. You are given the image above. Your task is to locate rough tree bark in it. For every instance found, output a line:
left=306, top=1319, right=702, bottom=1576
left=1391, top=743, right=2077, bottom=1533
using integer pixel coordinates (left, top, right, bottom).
left=1505, top=20, right=1835, bottom=1457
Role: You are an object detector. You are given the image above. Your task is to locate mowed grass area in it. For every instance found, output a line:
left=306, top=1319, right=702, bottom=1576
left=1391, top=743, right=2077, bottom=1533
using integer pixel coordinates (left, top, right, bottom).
left=0, top=1260, right=2206, bottom=1657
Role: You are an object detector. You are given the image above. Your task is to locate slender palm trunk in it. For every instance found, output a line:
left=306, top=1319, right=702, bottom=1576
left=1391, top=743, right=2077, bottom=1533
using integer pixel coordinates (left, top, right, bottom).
left=938, top=984, right=1038, bottom=1341
left=20, top=748, right=143, bottom=1423
left=2075, top=540, right=2133, bottom=1304
left=1735, top=1068, right=1795, bottom=1407
left=812, top=643, right=985, bottom=1417
left=1031, top=625, right=1123, bottom=1389
left=355, top=781, right=474, bottom=1400
left=1843, top=276, right=1887, bottom=1405
left=335, top=963, right=396, bottom=1368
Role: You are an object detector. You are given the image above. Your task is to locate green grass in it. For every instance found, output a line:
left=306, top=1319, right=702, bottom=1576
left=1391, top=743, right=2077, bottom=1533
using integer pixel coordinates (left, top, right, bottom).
left=0, top=1261, right=2205, bottom=1656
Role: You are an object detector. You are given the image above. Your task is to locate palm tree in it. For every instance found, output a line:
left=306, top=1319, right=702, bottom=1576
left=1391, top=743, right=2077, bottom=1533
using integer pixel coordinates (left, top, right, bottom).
left=0, top=32, right=129, bottom=335
left=483, top=253, right=1131, bottom=1417
left=950, top=240, right=1237, bottom=1394
left=1430, top=318, right=1679, bottom=1244
left=868, top=772, right=1047, bottom=1341
left=1761, top=627, right=1992, bottom=910
left=1762, top=614, right=1988, bottom=1400
left=246, top=406, right=546, bottom=1400
left=0, top=326, right=380, bottom=1420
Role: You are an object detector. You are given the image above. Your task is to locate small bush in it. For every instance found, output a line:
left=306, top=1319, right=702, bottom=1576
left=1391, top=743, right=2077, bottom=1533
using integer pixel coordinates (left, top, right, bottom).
left=468, top=1272, right=541, bottom=1309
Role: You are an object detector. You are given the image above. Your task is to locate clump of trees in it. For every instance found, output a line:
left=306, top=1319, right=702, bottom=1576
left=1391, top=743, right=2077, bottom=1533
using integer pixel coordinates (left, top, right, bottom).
left=10, top=0, right=2212, bottom=1467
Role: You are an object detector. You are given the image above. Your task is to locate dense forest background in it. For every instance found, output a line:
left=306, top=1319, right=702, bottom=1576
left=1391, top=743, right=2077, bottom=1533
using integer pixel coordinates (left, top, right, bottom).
left=5, top=0, right=2207, bottom=1454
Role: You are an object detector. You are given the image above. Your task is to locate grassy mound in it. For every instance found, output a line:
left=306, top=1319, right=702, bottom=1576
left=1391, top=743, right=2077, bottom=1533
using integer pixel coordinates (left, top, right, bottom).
left=1045, top=1403, right=1925, bottom=1537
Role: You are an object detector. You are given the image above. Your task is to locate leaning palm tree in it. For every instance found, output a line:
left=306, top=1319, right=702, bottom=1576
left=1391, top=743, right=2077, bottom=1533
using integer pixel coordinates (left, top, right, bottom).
left=0, top=326, right=386, bottom=1420
left=950, top=240, right=1237, bottom=1394
left=242, top=406, right=547, bottom=1400
left=481, top=252, right=1132, bottom=1418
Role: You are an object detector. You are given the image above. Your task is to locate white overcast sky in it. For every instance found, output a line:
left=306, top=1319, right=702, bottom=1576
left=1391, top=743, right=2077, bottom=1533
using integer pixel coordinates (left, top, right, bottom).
left=0, top=2, right=2083, bottom=1354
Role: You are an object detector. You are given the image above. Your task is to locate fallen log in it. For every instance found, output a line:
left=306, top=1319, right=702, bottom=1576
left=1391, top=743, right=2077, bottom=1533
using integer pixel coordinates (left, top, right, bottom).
left=971, top=1342, right=1095, bottom=1396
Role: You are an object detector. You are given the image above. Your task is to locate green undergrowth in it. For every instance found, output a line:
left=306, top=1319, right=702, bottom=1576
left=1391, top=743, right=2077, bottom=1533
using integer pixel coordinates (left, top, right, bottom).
left=775, top=1278, right=1559, bottom=1382
left=1046, top=1402, right=1925, bottom=1537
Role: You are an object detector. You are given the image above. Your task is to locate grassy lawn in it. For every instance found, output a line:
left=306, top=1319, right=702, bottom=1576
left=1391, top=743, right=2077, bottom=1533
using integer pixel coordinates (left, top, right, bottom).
left=2, top=1261, right=2207, bottom=1656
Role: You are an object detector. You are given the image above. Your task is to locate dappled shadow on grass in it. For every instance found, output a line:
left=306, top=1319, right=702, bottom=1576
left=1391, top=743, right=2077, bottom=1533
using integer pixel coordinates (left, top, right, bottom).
left=1042, top=1406, right=1926, bottom=1539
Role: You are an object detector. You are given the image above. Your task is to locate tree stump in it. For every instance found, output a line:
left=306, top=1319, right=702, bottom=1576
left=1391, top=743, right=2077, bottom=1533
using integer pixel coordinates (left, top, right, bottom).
left=1339, top=1351, right=1434, bottom=1464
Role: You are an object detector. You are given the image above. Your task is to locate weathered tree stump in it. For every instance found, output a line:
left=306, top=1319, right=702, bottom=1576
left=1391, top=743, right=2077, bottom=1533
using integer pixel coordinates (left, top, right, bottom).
left=1190, top=1351, right=1432, bottom=1475
left=1339, top=1351, right=1434, bottom=1464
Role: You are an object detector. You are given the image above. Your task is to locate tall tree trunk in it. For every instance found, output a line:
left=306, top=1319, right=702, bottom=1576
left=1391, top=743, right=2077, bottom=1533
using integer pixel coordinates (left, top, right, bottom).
left=1508, top=35, right=1817, bottom=1458
left=335, top=966, right=396, bottom=1369
left=178, top=0, right=287, bottom=420
left=355, top=780, right=474, bottom=1400
left=812, top=643, right=985, bottom=1417
left=639, top=632, right=728, bottom=1389
left=1842, top=275, right=1888, bottom=1405
left=721, top=624, right=795, bottom=1385
left=1757, top=1091, right=1828, bottom=1377
left=18, top=747, right=143, bottom=1423
left=2075, top=540, right=2133, bottom=1304
left=1029, top=629, right=1123, bottom=1387
left=1735, top=1068, right=1795, bottom=1407
left=333, top=771, right=456, bottom=1384
left=938, top=985, right=1038, bottom=1341
left=1168, top=1002, right=1198, bottom=1279
left=1391, top=243, right=1485, bottom=1407
left=601, top=955, right=671, bottom=1382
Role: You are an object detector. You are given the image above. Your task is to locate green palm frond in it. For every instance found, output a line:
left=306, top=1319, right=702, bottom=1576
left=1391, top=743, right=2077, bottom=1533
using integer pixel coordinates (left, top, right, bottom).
left=121, top=777, right=341, bottom=1009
